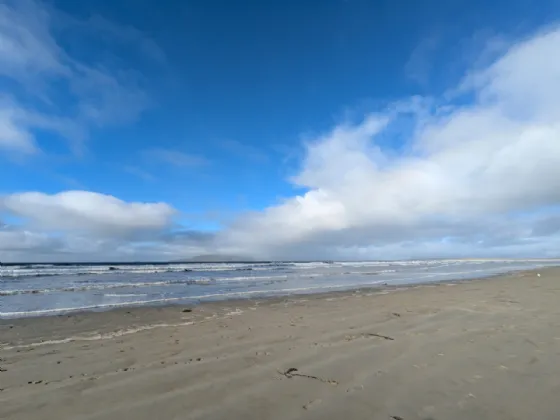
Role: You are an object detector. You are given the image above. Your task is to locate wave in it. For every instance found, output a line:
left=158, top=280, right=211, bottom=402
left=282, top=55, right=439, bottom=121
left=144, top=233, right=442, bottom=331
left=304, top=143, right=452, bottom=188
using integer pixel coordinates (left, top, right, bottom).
left=0, top=279, right=388, bottom=319
left=0, top=274, right=297, bottom=296
left=0, top=259, right=518, bottom=279
left=0, top=266, right=198, bottom=278
left=0, top=278, right=216, bottom=296
left=0, top=262, right=295, bottom=278
left=0, top=268, right=430, bottom=297
left=342, top=269, right=397, bottom=275
left=0, top=261, right=401, bottom=278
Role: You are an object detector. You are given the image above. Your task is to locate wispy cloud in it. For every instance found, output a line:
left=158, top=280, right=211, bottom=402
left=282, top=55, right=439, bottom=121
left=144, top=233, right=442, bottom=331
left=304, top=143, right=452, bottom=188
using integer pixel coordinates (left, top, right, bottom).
left=220, top=139, right=269, bottom=163
left=146, top=148, right=210, bottom=168
left=0, top=103, right=38, bottom=154
left=62, top=14, right=167, bottom=65
left=0, top=96, right=84, bottom=155
left=0, top=0, right=163, bottom=155
left=123, top=165, right=156, bottom=182
left=404, top=34, right=441, bottom=86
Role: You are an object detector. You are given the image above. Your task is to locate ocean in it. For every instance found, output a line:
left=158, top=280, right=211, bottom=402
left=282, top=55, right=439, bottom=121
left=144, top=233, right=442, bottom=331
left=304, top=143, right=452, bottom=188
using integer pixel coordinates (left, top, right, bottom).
left=1, top=259, right=559, bottom=318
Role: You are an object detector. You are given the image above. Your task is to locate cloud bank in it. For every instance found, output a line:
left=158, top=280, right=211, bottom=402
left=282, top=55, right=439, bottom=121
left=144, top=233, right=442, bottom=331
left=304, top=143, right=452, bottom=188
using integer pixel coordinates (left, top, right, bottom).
left=2, top=18, right=560, bottom=261
left=215, top=26, right=560, bottom=260
left=0, top=191, right=203, bottom=262
left=2, top=191, right=175, bottom=233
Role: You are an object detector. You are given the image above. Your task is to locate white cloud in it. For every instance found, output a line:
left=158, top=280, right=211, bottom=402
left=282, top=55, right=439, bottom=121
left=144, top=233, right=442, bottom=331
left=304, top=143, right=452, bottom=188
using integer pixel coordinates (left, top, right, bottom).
left=1, top=191, right=176, bottom=234
left=0, top=190, right=217, bottom=261
left=216, top=26, right=560, bottom=259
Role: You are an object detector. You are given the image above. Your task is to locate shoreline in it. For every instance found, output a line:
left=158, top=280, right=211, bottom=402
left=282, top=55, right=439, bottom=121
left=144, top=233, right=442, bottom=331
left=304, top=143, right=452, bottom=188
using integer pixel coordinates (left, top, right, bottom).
left=0, top=265, right=547, bottom=321
left=0, top=267, right=546, bottom=345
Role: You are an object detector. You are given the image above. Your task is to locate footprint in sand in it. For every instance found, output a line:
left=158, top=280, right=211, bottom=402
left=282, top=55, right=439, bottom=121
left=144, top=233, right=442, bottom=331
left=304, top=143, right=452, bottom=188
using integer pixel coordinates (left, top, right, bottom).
left=303, top=399, right=322, bottom=410
left=346, top=384, right=364, bottom=394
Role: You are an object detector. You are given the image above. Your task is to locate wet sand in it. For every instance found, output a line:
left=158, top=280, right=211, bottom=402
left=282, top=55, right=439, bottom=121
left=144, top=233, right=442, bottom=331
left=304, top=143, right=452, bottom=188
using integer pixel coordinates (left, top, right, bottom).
left=2, top=268, right=560, bottom=419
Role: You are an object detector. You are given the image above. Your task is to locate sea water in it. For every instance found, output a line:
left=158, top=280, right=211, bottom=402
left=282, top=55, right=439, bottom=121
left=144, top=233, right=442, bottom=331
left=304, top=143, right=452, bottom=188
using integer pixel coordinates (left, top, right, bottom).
left=1, top=259, right=559, bottom=318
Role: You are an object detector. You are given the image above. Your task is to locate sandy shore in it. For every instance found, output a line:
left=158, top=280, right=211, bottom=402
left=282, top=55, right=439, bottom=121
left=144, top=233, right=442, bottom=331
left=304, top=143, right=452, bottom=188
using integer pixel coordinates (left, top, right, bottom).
left=2, top=268, right=560, bottom=419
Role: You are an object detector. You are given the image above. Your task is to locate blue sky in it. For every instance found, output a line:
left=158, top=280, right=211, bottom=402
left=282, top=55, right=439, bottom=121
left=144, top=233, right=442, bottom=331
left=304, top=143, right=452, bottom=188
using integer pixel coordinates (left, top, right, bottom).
left=1, top=0, right=560, bottom=261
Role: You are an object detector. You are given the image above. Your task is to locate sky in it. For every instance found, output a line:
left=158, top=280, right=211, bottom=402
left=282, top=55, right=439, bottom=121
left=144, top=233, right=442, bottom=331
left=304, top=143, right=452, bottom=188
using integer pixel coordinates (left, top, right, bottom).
left=1, top=0, right=560, bottom=262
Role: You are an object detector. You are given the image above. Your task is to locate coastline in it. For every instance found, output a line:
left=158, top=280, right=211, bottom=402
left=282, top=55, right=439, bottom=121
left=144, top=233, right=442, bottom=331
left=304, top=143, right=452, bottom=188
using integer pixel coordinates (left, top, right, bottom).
left=1, top=261, right=552, bottom=320
left=0, top=267, right=542, bottom=332
left=2, top=267, right=560, bottom=419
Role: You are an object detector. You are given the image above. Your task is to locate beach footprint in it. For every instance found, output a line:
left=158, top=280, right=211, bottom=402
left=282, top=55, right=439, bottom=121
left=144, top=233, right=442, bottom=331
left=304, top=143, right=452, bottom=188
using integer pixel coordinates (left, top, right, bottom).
left=346, top=384, right=364, bottom=394
left=303, top=399, right=322, bottom=410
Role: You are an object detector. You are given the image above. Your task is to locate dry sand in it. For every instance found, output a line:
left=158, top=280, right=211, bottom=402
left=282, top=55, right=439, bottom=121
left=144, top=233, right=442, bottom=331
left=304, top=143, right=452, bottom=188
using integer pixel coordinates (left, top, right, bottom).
left=2, top=268, right=560, bottom=419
